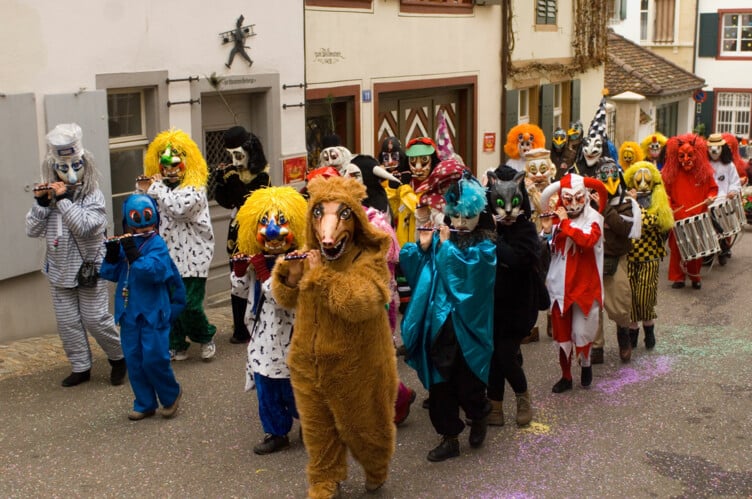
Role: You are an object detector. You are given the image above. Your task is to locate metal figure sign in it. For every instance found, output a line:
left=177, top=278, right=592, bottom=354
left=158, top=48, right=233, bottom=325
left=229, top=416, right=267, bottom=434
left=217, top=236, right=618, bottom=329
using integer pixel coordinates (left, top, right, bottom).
left=220, top=15, right=256, bottom=69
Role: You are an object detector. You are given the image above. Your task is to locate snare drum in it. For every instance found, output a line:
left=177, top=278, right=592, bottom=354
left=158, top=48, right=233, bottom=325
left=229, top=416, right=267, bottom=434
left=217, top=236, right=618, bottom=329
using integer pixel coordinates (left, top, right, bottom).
left=673, top=212, right=721, bottom=261
left=730, top=194, right=747, bottom=226
left=710, top=198, right=742, bottom=238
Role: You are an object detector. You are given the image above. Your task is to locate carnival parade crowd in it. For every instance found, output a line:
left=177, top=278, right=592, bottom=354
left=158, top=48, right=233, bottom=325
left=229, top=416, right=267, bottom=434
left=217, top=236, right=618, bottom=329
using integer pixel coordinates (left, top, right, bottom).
left=25, top=96, right=751, bottom=497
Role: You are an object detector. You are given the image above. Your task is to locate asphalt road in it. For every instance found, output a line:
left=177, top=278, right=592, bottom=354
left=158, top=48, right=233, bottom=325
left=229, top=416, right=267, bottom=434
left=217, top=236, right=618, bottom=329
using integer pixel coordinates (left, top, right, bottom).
left=2, top=230, right=752, bottom=498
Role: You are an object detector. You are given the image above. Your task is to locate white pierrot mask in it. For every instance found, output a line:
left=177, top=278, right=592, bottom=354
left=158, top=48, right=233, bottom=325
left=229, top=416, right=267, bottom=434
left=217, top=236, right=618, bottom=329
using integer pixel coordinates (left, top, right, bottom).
left=226, top=146, right=248, bottom=169
left=582, top=135, right=604, bottom=167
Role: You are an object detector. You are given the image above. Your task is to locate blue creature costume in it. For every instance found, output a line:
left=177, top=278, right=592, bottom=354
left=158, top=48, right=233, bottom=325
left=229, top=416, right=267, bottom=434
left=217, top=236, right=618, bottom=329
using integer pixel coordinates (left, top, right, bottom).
left=100, top=194, right=185, bottom=416
left=400, top=172, right=496, bottom=459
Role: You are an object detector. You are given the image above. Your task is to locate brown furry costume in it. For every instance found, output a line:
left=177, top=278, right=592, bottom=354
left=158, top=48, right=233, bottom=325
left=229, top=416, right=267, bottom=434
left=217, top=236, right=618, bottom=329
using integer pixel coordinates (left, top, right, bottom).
left=271, top=176, right=397, bottom=499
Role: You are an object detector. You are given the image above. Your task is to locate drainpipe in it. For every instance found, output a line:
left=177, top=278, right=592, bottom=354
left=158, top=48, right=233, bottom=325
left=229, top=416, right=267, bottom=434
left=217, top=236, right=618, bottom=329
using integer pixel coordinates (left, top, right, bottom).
left=501, top=0, right=508, bottom=164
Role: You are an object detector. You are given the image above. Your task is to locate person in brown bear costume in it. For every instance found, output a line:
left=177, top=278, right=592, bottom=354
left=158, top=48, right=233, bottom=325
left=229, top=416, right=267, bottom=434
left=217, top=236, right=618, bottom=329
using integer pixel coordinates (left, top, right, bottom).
left=271, top=175, right=398, bottom=499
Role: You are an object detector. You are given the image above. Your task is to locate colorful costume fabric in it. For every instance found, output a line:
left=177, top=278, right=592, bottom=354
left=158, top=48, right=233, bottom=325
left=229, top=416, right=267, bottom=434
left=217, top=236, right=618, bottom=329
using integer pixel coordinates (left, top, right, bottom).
left=272, top=176, right=397, bottom=498
left=25, top=123, right=123, bottom=380
left=143, top=129, right=217, bottom=354
left=100, top=197, right=185, bottom=415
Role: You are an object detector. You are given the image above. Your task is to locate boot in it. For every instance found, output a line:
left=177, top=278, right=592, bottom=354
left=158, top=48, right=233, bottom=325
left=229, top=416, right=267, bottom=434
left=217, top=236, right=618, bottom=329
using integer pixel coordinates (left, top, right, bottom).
left=581, top=366, right=593, bottom=387
left=546, top=313, right=553, bottom=337
left=616, top=327, right=632, bottom=362
left=109, top=358, right=127, bottom=386
left=427, top=435, right=460, bottom=462
left=515, top=391, right=532, bottom=426
left=468, top=415, right=488, bottom=448
left=521, top=326, right=540, bottom=344
left=629, top=328, right=639, bottom=349
left=487, top=399, right=504, bottom=426
left=644, top=324, right=656, bottom=349
left=61, top=370, right=90, bottom=387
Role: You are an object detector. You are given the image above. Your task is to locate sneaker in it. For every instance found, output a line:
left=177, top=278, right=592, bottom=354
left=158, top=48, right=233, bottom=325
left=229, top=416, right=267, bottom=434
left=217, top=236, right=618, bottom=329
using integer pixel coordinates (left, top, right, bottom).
left=171, top=349, right=188, bottom=361
left=161, top=388, right=182, bottom=419
left=427, top=435, right=460, bottom=462
left=253, top=434, right=290, bottom=455
left=200, top=340, right=216, bottom=361
left=128, top=409, right=156, bottom=421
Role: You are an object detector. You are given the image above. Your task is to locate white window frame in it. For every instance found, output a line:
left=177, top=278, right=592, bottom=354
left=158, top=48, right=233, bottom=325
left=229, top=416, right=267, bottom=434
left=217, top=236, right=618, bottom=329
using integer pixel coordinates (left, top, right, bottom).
left=716, top=92, right=752, bottom=138
left=518, top=88, right=530, bottom=124
left=720, top=12, right=752, bottom=57
left=640, top=0, right=649, bottom=42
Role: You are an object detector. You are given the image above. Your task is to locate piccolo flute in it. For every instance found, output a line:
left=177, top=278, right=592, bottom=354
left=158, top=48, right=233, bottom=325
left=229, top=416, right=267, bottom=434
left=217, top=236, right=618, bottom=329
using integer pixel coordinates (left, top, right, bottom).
left=416, top=227, right=469, bottom=233
left=33, top=182, right=83, bottom=191
left=283, top=253, right=309, bottom=260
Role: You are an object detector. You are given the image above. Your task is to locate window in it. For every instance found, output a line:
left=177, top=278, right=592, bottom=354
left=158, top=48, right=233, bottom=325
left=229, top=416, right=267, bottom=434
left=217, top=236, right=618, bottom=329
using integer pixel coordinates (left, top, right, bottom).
left=608, top=0, right=626, bottom=24
left=553, top=84, right=562, bottom=129
left=518, top=89, right=530, bottom=124
left=721, top=12, right=752, bottom=55
left=716, top=92, right=751, bottom=138
left=536, top=0, right=557, bottom=25
left=654, top=0, right=675, bottom=43
left=108, top=89, right=150, bottom=235
left=656, top=101, right=678, bottom=137
left=399, top=0, right=473, bottom=15
left=640, top=0, right=649, bottom=41
left=306, top=0, right=371, bottom=8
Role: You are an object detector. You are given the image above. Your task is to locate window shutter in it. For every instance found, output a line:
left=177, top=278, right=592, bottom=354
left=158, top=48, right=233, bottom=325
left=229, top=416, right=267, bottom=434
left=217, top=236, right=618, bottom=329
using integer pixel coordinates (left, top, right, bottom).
left=540, top=84, right=554, bottom=142
left=505, top=89, right=519, bottom=134
left=620, top=0, right=627, bottom=21
left=570, top=80, right=581, bottom=123
left=696, top=91, right=715, bottom=137
left=698, top=13, right=718, bottom=58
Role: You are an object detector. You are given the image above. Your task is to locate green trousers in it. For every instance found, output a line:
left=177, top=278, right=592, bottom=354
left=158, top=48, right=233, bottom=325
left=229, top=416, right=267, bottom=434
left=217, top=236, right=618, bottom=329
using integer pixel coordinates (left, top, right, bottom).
left=170, top=277, right=217, bottom=351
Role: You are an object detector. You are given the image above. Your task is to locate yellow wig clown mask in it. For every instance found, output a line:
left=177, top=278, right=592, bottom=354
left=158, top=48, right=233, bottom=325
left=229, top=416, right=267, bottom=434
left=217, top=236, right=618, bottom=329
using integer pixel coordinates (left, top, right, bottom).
left=640, top=133, right=668, bottom=163
left=236, top=186, right=308, bottom=256
left=144, top=129, right=209, bottom=189
left=619, top=141, right=644, bottom=170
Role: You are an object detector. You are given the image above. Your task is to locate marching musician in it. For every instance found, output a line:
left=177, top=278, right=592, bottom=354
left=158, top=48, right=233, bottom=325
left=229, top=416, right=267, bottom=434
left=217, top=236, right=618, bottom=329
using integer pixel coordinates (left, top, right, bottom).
left=26, top=123, right=126, bottom=387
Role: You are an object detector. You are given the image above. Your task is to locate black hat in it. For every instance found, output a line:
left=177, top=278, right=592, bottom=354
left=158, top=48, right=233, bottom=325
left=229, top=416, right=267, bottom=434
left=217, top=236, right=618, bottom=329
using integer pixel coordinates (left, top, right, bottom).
left=321, top=134, right=342, bottom=149
left=224, top=126, right=251, bottom=149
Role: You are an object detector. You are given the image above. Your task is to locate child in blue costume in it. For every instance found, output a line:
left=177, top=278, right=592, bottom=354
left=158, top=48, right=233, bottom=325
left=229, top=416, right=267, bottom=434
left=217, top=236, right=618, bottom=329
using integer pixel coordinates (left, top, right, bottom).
left=400, top=171, right=496, bottom=462
left=100, top=194, right=185, bottom=421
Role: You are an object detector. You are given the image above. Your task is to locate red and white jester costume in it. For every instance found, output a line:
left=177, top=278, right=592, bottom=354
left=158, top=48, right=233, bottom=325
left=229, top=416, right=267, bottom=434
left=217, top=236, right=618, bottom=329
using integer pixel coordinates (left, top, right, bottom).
left=540, top=174, right=607, bottom=393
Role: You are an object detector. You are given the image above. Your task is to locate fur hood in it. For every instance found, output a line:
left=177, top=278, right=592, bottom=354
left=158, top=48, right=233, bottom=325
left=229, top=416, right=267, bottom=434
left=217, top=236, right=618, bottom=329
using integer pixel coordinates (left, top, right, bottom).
left=305, top=176, right=391, bottom=257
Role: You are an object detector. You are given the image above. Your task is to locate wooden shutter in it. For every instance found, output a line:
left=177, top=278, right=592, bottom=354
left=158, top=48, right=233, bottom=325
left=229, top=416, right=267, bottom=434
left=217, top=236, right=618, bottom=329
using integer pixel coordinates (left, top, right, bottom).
left=570, top=80, right=581, bottom=124
left=698, top=13, right=719, bottom=58
left=540, top=84, right=554, bottom=143
left=696, top=91, right=715, bottom=136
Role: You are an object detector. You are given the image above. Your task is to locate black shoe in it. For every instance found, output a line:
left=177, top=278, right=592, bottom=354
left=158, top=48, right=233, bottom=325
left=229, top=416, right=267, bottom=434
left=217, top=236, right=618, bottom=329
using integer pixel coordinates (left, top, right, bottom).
left=395, top=344, right=408, bottom=357
left=590, top=347, right=604, bottom=365
left=581, top=366, right=593, bottom=387
left=61, top=370, right=91, bottom=387
left=629, top=328, right=639, bottom=349
left=671, top=281, right=686, bottom=289
left=718, top=253, right=728, bottom=266
left=427, top=435, right=460, bottom=462
left=422, top=397, right=430, bottom=409
left=468, top=416, right=488, bottom=448
left=108, top=358, right=127, bottom=386
left=253, top=434, right=290, bottom=455
left=691, top=281, right=702, bottom=290
left=552, top=378, right=573, bottom=393
left=229, top=336, right=249, bottom=344
left=644, top=325, right=656, bottom=350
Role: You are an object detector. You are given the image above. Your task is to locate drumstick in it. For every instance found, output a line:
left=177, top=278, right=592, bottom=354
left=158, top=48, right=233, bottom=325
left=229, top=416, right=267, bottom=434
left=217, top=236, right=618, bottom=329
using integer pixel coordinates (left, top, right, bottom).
left=685, top=200, right=709, bottom=212
left=417, top=227, right=468, bottom=233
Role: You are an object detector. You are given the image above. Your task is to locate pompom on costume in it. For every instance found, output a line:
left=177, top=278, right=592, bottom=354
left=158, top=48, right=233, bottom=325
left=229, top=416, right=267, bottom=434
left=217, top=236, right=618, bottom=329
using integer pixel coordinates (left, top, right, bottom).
left=504, top=123, right=546, bottom=172
left=662, top=133, right=718, bottom=287
left=235, top=186, right=307, bottom=455
left=623, top=161, right=674, bottom=349
left=271, top=176, right=397, bottom=498
left=143, top=129, right=217, bottom=359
